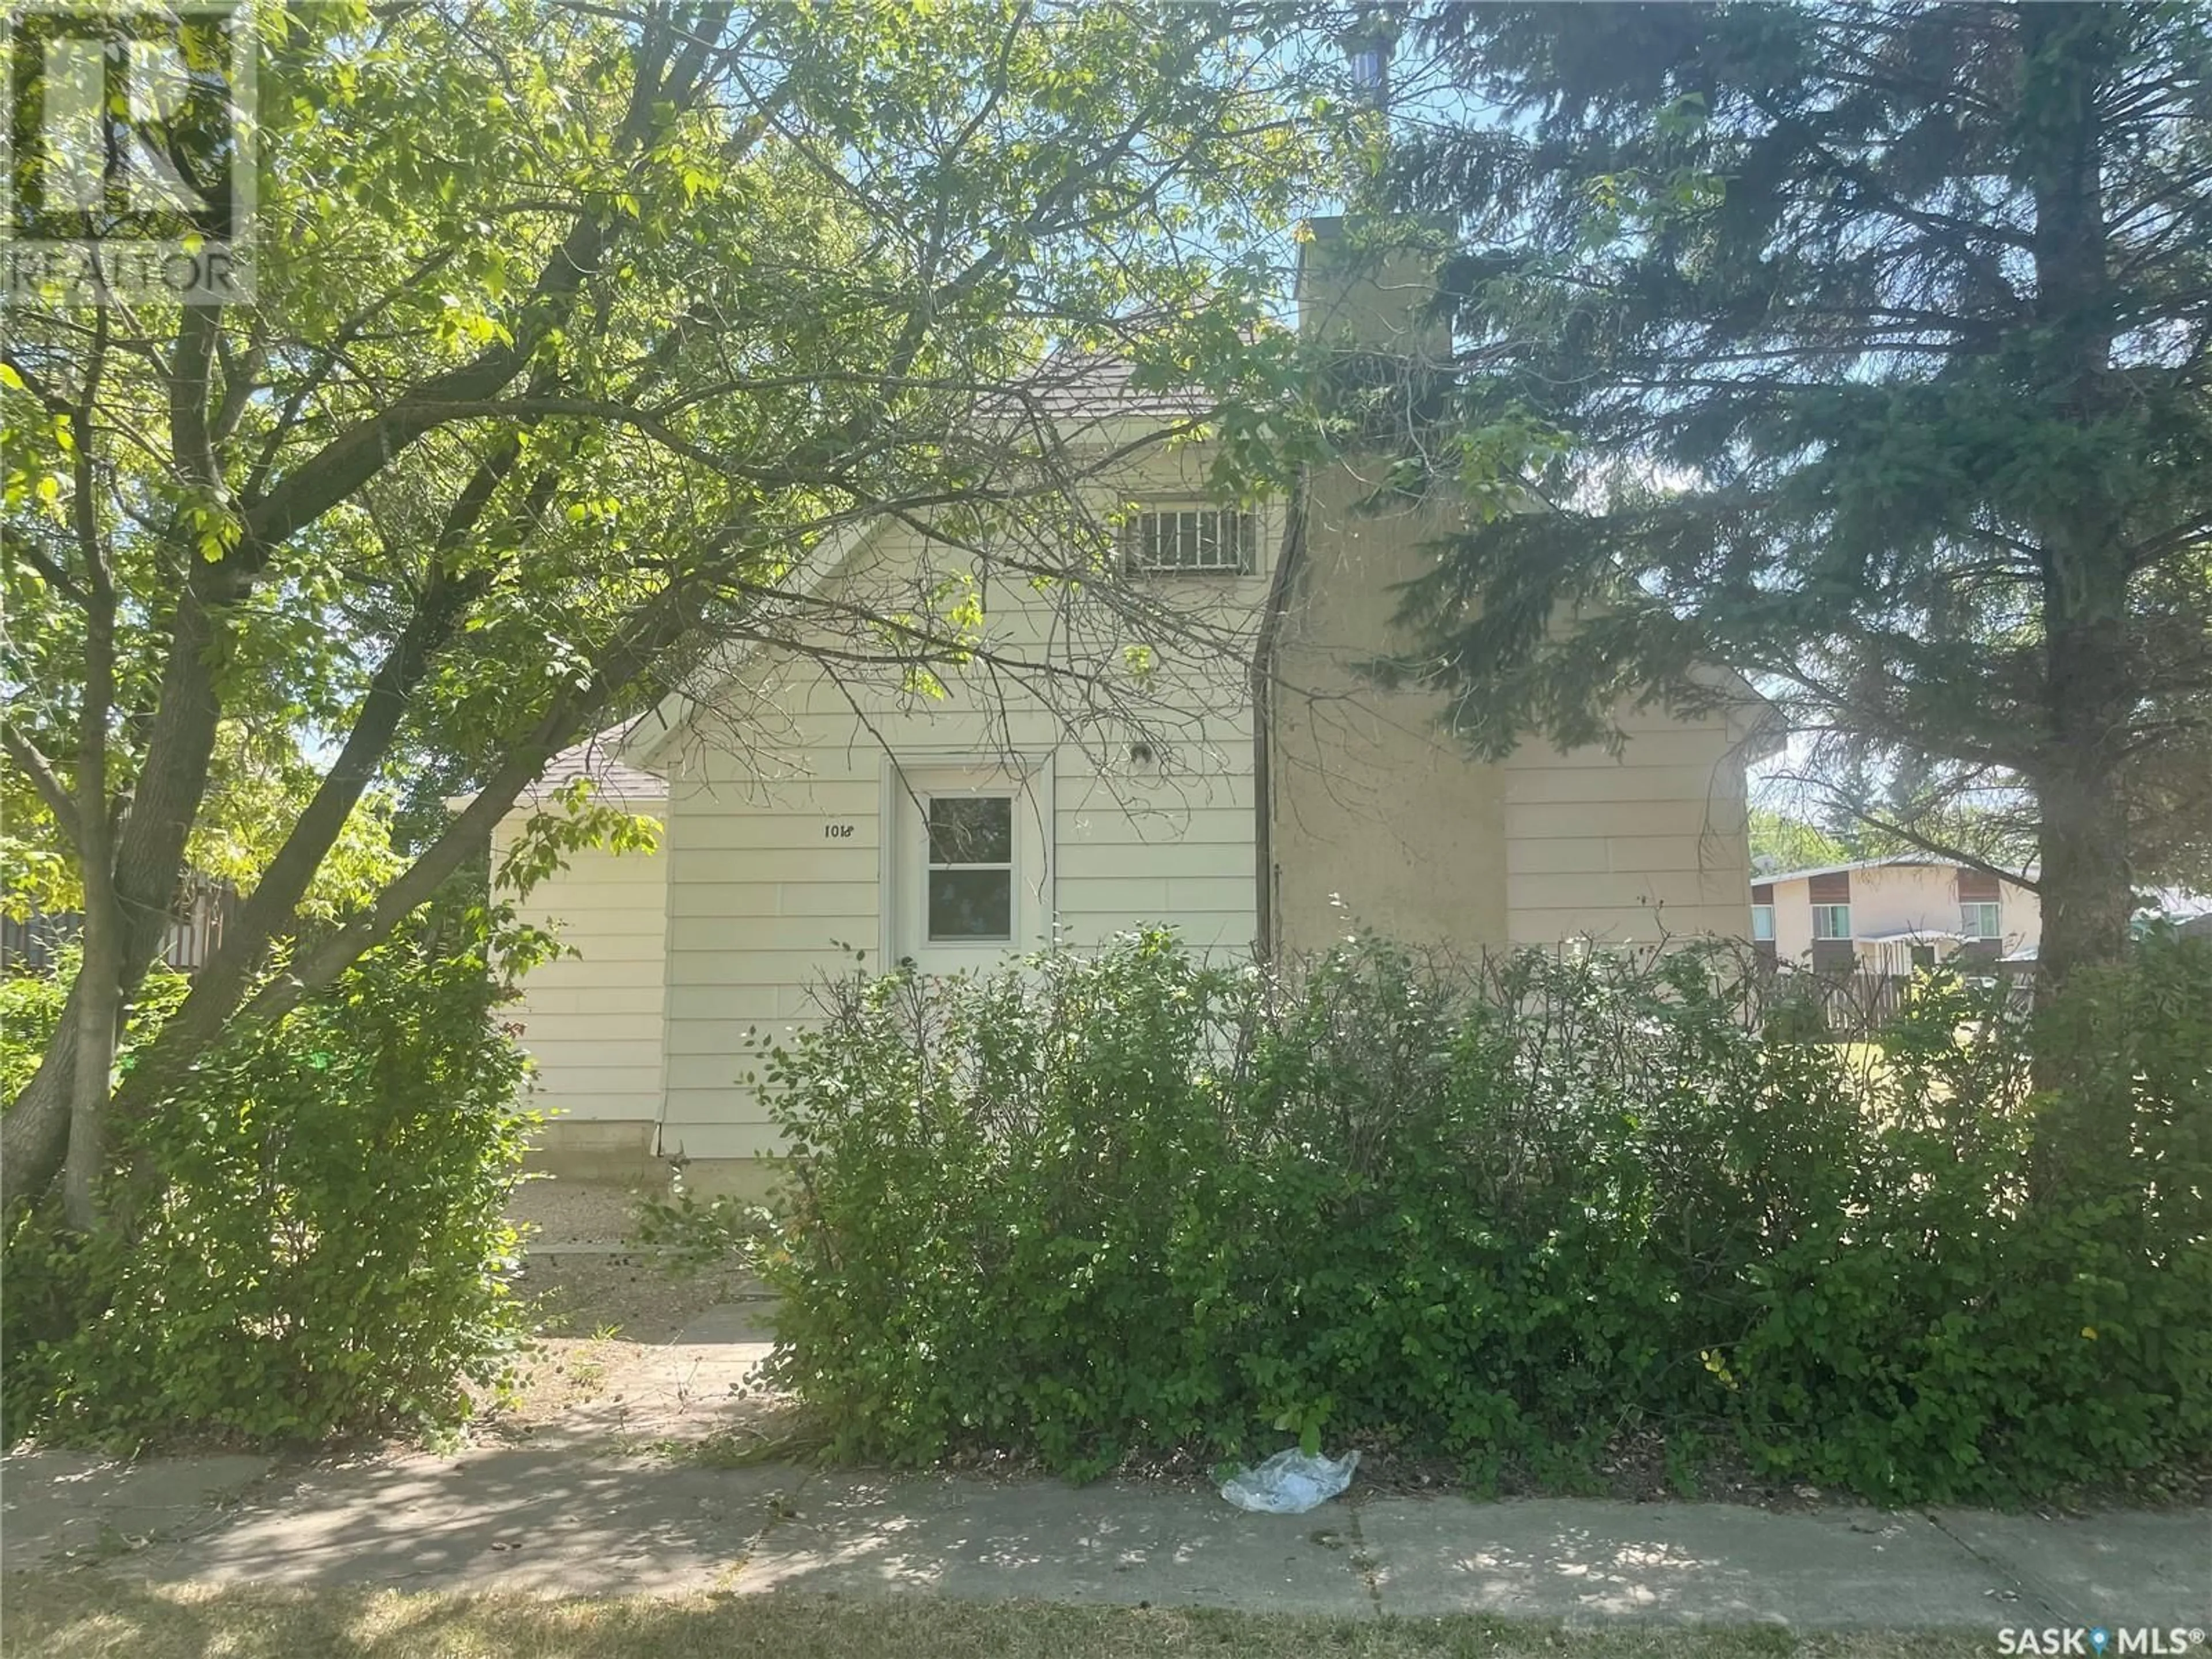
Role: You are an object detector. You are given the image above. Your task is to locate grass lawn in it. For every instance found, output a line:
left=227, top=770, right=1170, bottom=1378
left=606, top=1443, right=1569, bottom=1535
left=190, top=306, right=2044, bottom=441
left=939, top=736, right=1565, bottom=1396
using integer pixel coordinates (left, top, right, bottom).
left=2, top=1574, right=1994, bottom=1658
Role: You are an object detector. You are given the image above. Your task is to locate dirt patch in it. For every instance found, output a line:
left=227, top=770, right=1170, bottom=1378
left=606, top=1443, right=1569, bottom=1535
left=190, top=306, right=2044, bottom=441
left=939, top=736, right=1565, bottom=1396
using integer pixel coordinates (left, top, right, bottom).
left=501, top=1170, right=763, bottom=1343
left=506, top=1176, right=664, bottom=1247
left=511, top=1253, right=757, bottom=1344
left=474, top=1305, right=787, bottom=1453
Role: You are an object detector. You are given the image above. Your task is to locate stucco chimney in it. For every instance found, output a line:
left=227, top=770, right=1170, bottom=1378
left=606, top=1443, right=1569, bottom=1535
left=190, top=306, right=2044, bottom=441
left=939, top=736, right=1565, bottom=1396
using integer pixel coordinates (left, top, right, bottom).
left=1294, top=214, right=1449, bottom=358
left=1260, top=218, right=1510, bottom=959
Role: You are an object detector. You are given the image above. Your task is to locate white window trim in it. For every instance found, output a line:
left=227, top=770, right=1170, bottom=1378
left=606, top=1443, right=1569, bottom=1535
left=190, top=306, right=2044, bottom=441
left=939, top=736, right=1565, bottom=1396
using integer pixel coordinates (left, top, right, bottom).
left=1751, top=904, right=1775, bottom=942
left=878, top=753, right=1054, bottom=968
left=1810, top=903, right=1853, bottom=941
left=1960, top=901, right=2002, bottom=941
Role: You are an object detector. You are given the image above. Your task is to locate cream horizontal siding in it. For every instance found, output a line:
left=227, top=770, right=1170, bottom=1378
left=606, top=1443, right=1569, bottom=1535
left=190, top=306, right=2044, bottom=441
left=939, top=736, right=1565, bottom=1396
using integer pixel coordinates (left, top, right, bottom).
left=1507, top=799, right=1736, bottom=840
left=668, top=949, right=874, bottom=986
left=1060, top=809, right=1255, bottom=846
left=1510, top=870, right=1744, bottom=912
left=498, top=830, right=668, bottom=1126
left=669, top=915, right=886, bottom=953
left=1503, top=763, right=1735, bottom=806
left=664, top=983, right=821, bottom=1021
left=1508, top=838, right=1611, bottom=876
left=1503, top=707, right=1752, bottom=946
left=1058, top=836, right=1253, bottom=878
left=513, top=984, right=664, bottom=1017
left=669, top=881, right=879, bottom=918
left=1054, top=875, right=1169, bottom=914
left=658, top=501, right=1270, bottom=1154
left=1052, top=752, right=1256, bottom=950
left=1515, top=729, right=1758, bottom=768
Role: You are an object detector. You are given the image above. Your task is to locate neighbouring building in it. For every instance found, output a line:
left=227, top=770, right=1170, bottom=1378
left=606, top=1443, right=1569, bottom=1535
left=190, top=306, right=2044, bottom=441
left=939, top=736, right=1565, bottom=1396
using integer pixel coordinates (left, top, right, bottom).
left=1750, top=855, right=2040, bottom=975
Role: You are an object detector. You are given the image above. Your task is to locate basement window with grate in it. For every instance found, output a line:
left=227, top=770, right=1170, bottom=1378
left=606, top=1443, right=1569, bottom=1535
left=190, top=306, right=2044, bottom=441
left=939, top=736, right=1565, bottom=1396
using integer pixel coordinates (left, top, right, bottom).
left=1120, top=507, right=1257, bottom=574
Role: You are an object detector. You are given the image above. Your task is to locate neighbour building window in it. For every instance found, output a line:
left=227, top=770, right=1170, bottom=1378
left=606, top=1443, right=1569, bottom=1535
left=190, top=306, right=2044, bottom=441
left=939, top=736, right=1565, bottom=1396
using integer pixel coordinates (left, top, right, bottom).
left=1960, top=901, right=2001, bottom=940
left=1751, top=904, right=1775, bottom=942
left=1811, top=903, right=1852, bottom=941
left=926, top=795, right=1014, bottom=941
left=1122, top=507, right=1256, bottom=574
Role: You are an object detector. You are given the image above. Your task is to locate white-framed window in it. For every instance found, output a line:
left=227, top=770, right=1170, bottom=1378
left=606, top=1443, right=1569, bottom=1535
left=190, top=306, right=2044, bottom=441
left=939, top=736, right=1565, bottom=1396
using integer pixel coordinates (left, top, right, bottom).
left=1121, top=506, right=1256, bottom=574
left=1751, top=904, right=1775, bottom=942
left=1960, top=901, right=2001, bottom=941
left=925, top=794, right=1014, bottom=942
left=1811, top=904, right=1852, bottom=941
left=888, top=757, right=1050, bottom=969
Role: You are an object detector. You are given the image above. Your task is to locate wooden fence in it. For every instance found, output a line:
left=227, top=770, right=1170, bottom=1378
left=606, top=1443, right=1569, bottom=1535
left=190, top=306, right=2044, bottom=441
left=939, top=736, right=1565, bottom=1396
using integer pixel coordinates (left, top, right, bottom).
left=1, top=887, right=234, bottom=976
left=1752, top=964, right=2037, bottom=1038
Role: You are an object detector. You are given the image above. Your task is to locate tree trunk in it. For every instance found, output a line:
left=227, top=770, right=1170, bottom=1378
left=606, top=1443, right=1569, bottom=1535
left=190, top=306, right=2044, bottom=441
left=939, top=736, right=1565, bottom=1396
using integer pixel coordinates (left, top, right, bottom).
left=2037, top=565, right=2135, bottom=988
left=2017, top=6, right=2137, bottom=1196
left=2, top=25, right=729, bottom=1221
left=2022, top=3, right=2132, bottom=987
left=63, top=891, right=126, bottom=1229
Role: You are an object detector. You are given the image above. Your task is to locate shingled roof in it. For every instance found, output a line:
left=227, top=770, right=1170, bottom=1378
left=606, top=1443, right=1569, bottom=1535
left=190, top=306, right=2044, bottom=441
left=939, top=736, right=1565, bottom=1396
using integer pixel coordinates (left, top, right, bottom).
left=498, top=725, right=666, bottom=809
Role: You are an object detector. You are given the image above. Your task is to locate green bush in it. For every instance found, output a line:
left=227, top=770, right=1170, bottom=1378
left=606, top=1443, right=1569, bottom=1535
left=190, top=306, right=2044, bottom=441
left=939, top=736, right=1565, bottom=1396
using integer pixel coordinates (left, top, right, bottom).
left=0, top=970, right=69, bottom=1100
left=3, top=917, right=538, bottom=1446
left=0, top=952, right=191, bottom=1100
left=756, top=930, right=2212, bottom=1501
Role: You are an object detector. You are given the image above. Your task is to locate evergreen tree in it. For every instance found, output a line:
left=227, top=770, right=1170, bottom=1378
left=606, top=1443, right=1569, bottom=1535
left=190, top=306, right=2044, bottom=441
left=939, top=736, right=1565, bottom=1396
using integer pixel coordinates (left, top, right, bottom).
left=1376, top=1, right=2211, bottom=981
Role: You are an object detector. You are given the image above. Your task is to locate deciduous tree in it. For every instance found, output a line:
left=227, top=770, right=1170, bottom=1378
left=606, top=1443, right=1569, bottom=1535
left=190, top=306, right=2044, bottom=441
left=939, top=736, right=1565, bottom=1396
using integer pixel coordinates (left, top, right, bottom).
left=2, top=0, right=1342, bottom=1223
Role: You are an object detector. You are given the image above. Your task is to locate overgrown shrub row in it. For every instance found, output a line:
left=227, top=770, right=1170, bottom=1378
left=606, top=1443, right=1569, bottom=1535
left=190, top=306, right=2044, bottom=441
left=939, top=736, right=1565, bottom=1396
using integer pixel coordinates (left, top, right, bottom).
left=2, top=918, right=536, bottom=1445
left=757, top=931, right=2212, bottom=1502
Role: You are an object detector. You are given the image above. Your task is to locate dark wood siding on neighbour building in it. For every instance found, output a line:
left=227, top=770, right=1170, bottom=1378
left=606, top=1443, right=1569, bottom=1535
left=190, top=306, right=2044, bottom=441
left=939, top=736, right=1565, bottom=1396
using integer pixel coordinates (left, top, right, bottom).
left=1808, top=870, right=1854, bottom=972
left=1751, top=882, right=1777, bottom=963
left=1955, top=866, right=2003, bottom=960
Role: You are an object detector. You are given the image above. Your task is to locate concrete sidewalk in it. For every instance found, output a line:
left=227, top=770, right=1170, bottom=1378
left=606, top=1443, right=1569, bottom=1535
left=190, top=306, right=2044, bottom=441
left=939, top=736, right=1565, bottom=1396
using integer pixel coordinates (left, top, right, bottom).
left=6, top=1441, right=2206, bottom=1630
left=5, top=1300, right=2206, bottom=1630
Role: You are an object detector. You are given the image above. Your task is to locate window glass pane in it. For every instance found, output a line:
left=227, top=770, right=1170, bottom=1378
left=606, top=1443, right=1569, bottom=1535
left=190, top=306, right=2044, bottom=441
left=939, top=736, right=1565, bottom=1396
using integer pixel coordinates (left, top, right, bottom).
left=1751, top=905, right=1775, bottom=941
left=928, top=796, right=1012, bottom=865
left=927, top=869, right=1011, bottom=940
left=1812, top=904, right=1851, bottom=940
left=1961, top=902, right=2000, bottom=939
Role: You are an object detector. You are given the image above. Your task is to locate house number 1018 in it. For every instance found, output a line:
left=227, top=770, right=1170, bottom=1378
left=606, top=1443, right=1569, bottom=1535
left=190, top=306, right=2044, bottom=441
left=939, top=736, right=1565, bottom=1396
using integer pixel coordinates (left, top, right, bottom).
left=823, top=823, right=855, bottom=839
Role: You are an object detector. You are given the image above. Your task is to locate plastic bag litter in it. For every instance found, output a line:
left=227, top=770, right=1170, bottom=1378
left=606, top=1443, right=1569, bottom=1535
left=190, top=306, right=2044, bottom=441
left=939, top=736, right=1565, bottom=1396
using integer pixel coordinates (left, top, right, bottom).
left=1217, top=1448, right=1361, bottom=1514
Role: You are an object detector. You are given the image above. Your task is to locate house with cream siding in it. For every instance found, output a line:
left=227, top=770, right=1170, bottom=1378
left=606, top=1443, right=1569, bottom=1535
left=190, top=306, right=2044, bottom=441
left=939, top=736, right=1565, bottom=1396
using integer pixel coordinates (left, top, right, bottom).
left=494, top=222, right=1777, bottom=1187
left=483, top=741, right=669, bottom=1163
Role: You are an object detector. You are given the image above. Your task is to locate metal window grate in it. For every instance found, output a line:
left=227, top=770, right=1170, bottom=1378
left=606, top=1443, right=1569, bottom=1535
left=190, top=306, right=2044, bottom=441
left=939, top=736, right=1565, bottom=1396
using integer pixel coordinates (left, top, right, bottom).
left=1122, top=508, right=1255, bottom=574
